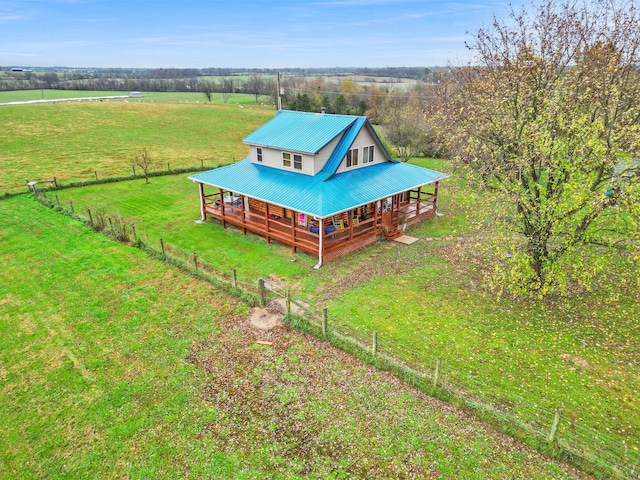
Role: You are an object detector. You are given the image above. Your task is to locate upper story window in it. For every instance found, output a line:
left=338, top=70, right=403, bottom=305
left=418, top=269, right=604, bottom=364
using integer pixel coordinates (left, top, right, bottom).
left=257, top=147, right=263, bottom=162
left=345, top=148, right=359, bottom=168
left=363, top=145, right=374, bottom=164
left=293, top=154, right=302, bottom=170
left=283, top=152, right=291, bottom=167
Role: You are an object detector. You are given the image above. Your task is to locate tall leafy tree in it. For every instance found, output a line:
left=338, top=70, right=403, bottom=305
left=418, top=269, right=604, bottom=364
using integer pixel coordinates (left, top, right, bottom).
left=381, top=101, right=431, bottom=162
left=443, top=0, right=640, bottom=295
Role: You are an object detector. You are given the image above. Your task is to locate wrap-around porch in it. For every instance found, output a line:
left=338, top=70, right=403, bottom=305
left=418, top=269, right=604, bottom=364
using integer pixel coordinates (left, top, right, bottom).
left=197, top=182, right=439, bottom=264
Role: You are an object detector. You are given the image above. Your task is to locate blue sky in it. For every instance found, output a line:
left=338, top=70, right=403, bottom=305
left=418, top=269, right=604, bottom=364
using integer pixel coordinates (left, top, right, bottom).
left=1, top=0, right=523, bottom=68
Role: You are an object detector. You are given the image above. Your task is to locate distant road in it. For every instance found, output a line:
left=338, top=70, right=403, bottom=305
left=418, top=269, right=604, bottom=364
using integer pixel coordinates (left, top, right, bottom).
left=0, top=95, right=129, bottom=106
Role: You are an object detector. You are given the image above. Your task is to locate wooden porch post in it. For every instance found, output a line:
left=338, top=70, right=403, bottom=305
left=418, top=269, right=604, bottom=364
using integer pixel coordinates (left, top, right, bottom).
left=374, top=200, right=379, bottom=227
left=291, top=210, right=297, bottom=253
left=264, top=203, right=270, bottom=244
left=240, top=195, right=247, bottom=235
left=198, top=182, right=206, bottom=221
left=314, top=218, right=324, bottom=269
left=349, top=210, right=354, bottom=240
left=416, top=186, right=422, bottom=216
left=219, top=188, right=226, bottom=228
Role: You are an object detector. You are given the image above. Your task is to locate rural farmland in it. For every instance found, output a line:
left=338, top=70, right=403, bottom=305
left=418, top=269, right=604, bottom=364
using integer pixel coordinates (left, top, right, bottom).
left=1, top=93, right=638, bottom=478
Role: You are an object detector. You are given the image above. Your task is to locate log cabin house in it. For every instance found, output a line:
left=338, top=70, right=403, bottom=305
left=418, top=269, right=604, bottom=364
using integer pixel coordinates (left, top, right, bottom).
left=189, top=110, right=448, bottom=267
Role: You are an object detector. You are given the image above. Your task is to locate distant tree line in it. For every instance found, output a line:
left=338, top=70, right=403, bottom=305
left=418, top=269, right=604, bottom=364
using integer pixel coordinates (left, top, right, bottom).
left=0, top=66, right=438, bottom=92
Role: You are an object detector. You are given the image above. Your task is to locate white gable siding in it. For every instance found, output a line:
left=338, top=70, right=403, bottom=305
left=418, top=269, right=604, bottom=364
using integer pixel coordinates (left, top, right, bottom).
left=312, top=135, right=342, bottom=175
left=334, top=126, right=389, bottom=174
left=249, top=145, right=314, bottom=175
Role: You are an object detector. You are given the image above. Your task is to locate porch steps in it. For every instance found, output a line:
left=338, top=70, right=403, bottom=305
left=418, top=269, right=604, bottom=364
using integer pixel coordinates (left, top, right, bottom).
left=385, top=228, right=403, bottom=240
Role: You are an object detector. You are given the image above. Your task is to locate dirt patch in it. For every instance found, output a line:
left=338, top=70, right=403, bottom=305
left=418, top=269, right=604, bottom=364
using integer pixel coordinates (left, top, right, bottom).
left=248, top=306, right=283, bottom=330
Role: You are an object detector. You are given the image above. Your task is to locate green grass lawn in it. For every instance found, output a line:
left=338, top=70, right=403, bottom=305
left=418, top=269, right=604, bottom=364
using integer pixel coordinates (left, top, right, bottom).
left=52, top=161, right=640, bottom=476
left=0, top=195, right=586, bottom=479
left=3, top=100, right=637, bottom=476
left=0, top=99, right=275, bottom=194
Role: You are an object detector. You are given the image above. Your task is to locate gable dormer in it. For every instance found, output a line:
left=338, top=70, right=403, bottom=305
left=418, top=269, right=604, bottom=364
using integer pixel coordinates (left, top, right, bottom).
left=242, top=110, right=394, bottom=178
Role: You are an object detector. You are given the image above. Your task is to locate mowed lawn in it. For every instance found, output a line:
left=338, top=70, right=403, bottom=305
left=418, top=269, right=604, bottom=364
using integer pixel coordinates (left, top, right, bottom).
left=53, top=163, right=640, bottom=474
left=0, top=99, right=274, bottom=194
left=0, top=195, right=589, bottom=479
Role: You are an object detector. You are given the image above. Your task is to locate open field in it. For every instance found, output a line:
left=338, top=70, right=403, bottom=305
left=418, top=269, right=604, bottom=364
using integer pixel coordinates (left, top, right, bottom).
left=0, top=89, right=273, bottom=105
left=53, top=162, right=640, bottom=476
left=0, top=100, right=274, bottom=194
left=0, top=194, right=589, bottom=479
left=3, top=100, right=638, bottom=476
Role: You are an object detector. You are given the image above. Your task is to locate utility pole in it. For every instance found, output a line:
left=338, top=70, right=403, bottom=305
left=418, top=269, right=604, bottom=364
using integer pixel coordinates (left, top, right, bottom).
left=277, top=72, right=282, bottom=111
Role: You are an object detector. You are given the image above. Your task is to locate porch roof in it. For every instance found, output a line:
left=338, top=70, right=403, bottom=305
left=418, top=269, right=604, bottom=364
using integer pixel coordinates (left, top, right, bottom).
left=190, top=158, right=448, bottom=218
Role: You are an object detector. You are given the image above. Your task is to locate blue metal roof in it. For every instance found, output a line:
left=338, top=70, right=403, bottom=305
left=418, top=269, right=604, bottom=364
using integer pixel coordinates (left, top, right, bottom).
left=190, top=158, right=449, bottom=218
left=242, top=110, right=358, bottom=154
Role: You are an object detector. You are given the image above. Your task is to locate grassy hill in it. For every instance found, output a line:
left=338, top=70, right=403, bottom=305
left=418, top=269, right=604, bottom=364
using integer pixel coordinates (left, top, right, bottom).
left=0, top=97, right=274, bottom=194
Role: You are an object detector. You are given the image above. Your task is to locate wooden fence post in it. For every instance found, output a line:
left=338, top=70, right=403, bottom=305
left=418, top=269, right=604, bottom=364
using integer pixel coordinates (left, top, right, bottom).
left=258, top=278, right=266, bottom=306
left=322, top=308, right=328, bottom=337
left=53, top=176, right=58, bottom=188
left=433, top=358, right=441, bottom=389
left=193, top=253, right=198, bottom=272
left=167, top=162, right=171, bottom=172
left=372, top=331, right=378, bottom=356
left=233, top=269, right=238, bottom=289
left=94, top=171, right=98, bottom=181
left=286, top=290, right=291, bottom=316
left=548, top=409, right=561, bottom=443
left=55, top=195, right=60, bottom=206
left=160, top=238, right=165, bottom=259
left=132, top=165, right=136, bottom=176
left=87, top=208, right=93, bottom=226
left=108, top=217, right=113, bottom=233
left=70, top=200, right=74, bottom=213
left=132, top=224, right=136, bottom=241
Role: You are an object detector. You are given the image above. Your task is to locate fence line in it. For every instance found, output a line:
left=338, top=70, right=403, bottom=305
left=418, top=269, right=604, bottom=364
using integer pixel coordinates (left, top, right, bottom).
left=1, top=159, right=231, bottom=200
left=30, top=189, right=638, bottom=480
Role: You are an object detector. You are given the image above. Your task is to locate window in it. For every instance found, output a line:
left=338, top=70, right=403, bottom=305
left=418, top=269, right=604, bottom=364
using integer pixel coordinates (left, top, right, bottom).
left=294, top=154, right=302, bottom=170
left=283, top=152, right=291, bottom=167
left=363, top=145, right=374, bottom=164
left=256, top=147, right=263, bottom=162
left=345, top=148, right=359, bottom=167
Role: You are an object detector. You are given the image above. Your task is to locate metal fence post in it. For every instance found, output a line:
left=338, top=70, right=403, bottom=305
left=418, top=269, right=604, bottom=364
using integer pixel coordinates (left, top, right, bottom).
left=322, top=308, right=328, bottom=337
left=372, top=331, right=378, bottom=356
left=433, top=358, right=441, bottom=389
left=258, top=278, right=266, bottom=306
left=548, top=409, right=561, bottom=443
left=286, top=290, right=291, bottom=316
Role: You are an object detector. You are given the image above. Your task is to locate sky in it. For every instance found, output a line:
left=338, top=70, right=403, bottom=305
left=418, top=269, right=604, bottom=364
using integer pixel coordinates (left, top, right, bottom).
left=0, top=0, right=525, bottom=68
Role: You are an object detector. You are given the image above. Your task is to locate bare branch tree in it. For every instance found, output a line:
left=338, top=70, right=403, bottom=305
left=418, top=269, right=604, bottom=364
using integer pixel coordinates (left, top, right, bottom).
left=132, top=147, right=154, bottom=184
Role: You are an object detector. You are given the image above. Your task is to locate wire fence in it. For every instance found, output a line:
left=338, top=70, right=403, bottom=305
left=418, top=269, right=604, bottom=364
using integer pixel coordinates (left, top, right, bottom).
left=0, top=159, right=234, bottom=199
left=31, top=189, right=639, bottom=480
